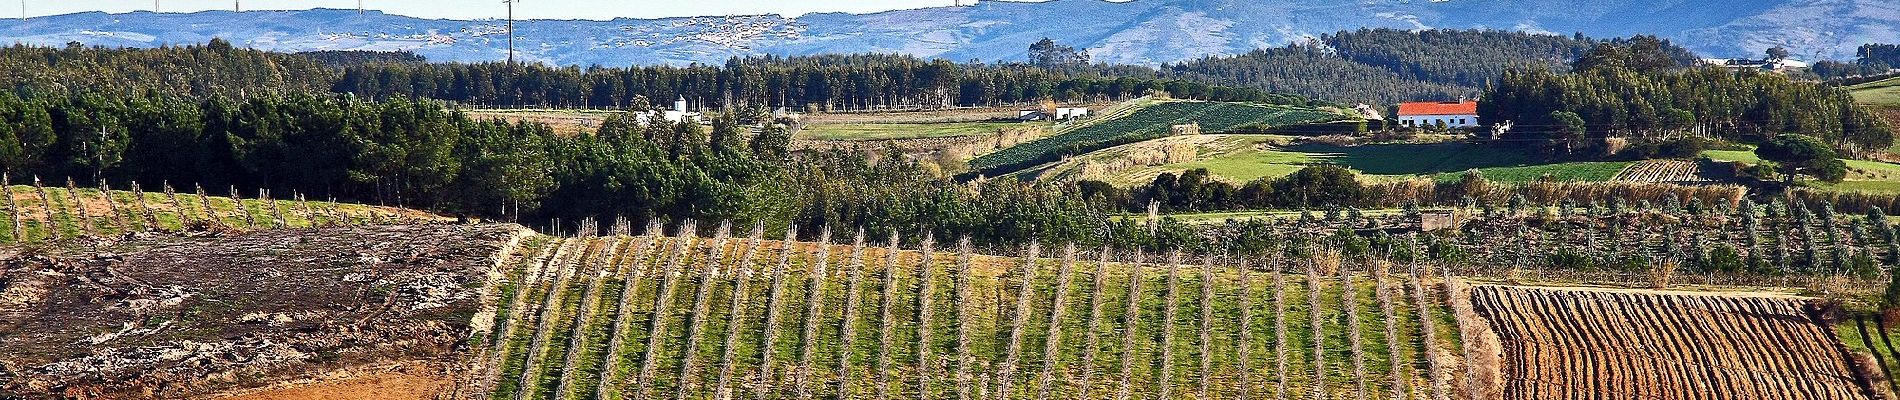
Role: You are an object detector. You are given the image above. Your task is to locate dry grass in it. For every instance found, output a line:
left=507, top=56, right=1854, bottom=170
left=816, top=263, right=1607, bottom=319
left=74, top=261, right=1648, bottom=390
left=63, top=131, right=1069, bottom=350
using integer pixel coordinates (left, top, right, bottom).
left=1446, top=280, right=1501, bottom=400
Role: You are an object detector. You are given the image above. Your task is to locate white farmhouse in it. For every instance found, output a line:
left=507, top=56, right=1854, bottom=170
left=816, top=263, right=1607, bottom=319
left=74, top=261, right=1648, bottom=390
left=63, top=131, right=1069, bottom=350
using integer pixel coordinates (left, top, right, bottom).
left=1395, top=101, right=1479, bottom=128
left=634, top=96, right=704, bottom=125
left=1016, top=106, right=1091, bottom=121
left=1054, top=107, right=1089, bottom=120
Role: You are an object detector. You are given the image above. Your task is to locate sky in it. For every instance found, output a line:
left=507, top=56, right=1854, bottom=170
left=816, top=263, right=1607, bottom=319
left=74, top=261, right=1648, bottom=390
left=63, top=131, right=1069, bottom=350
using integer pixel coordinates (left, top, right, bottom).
left=15, top=0, right=1033, bottom=20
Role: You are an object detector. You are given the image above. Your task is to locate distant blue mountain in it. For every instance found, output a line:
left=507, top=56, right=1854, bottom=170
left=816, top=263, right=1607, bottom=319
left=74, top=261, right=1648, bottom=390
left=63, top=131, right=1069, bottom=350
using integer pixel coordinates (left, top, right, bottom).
left=3, top=0, right=1895, bottom=66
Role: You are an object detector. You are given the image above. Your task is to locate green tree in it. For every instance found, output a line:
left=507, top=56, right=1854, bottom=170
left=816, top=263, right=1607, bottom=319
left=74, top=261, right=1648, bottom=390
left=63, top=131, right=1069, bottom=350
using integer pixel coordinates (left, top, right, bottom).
left=1756, top=134, right=1847, bottom=183
left=1550, top=110, right=1586, bottom=154
left=1766, top=46, right=1790, bottom=62
left=0, top=123, right=22, bottom=172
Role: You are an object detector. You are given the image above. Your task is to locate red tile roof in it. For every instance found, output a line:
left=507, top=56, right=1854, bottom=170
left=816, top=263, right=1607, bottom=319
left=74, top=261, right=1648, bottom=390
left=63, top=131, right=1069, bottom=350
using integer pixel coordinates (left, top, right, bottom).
left=1397, top=101, right=1478, bottom=116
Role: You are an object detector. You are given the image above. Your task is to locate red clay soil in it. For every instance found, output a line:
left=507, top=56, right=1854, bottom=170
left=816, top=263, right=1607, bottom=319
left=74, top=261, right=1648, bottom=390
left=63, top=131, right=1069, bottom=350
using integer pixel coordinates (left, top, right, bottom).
left=208, top=365, right=450, bottom=400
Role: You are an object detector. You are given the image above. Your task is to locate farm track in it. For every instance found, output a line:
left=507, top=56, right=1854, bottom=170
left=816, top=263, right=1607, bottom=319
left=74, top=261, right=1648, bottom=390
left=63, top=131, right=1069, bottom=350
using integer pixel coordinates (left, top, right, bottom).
left=1466, top=284, right=1874, bottom=400
left=460, top=228, right=1468, bottom=400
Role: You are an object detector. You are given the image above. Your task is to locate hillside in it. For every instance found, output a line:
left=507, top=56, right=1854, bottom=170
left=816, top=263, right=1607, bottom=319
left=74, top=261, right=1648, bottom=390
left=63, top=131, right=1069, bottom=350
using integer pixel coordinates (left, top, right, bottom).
left=7, top=0, right=1894, bottom=67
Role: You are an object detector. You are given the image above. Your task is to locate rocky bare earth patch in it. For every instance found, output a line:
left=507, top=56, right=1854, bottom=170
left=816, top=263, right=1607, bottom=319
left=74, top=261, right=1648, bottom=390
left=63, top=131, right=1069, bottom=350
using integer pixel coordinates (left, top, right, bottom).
left=0, top=224, right=531, bottom=399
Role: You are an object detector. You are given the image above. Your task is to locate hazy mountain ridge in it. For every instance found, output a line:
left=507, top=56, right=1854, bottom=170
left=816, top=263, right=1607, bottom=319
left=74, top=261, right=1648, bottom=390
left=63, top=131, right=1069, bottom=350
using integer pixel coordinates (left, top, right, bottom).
left=2, top=0, right=1895, bottom=66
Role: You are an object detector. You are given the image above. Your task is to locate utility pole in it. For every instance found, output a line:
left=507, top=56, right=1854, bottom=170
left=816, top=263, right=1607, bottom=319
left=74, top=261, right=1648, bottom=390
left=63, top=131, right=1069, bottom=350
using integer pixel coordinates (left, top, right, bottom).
left=234, top=1, right=239, bottom=12
left=358, top=0, right=364, bottom=15
left=504, top=0, right=517, bottom=66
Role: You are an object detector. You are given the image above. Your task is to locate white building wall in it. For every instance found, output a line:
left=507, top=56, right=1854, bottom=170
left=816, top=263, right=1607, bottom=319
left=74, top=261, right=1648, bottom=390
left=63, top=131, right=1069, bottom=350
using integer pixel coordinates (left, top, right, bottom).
left=1398, top=114, right=1479, bottom=128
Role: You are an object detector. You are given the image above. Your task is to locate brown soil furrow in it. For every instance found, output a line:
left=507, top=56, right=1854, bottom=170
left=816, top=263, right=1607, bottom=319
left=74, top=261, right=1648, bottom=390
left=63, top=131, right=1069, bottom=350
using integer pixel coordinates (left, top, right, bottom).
left=1470, top=284, right=1872, bottom=400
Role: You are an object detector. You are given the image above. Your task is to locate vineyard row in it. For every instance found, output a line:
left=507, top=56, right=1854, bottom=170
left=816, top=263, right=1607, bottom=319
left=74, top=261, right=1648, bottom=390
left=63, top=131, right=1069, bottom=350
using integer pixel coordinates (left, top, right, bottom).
left=460, top=222, right=1467, bottom=400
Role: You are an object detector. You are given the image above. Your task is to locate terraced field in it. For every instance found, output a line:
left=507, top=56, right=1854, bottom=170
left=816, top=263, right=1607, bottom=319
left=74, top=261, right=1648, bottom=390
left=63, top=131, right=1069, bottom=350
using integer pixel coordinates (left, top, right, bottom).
left=1462, top=284, right=1875, bottom=400
left=1611, top=159, right=1707, bottom=183
left=969, top=101, right=1350, bottom=176
left=461, top=225, right=1466, bottom=400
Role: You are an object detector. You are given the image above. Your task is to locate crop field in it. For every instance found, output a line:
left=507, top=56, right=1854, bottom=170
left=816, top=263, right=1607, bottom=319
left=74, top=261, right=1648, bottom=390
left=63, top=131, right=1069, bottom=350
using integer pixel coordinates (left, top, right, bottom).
left=0, top=180, right=438, bottom=243
left=1462, top=284, right=1873, bottom=400
left=969, top=101, right=1349, bottom=176
left=795, top=121, right=1037, bottom=141
left=461, top=224, right=1468, bottom=400
left=1705, top=148, right=1900, bottom=193
left=467, top=109, right=619, bottom=137
left=1032, top=135, right=1629, bottom=186
left=1610, top=159, right=1706, bottom=183
left=1849, top=76, right=1900, bottom=108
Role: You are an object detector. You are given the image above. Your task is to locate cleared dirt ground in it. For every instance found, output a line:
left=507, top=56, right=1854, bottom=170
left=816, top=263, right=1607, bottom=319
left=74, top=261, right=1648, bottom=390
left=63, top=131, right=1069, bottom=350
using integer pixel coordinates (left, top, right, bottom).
left=0, top=224, right=530, bottom=399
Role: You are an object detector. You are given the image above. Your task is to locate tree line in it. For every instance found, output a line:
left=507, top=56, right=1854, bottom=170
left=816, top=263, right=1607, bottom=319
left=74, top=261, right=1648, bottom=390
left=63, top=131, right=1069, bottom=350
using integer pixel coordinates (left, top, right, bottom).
left=1155, top=29, right=1687, bottom=104
left=1481, top=67, right=1893, bottom=156
left=326, top=55, right=1313, bottom=110
left=1813, top=43, right=1900, bottom=80
left=0, top=87, right=1133, bottom=246
left=1, top=30, right=1680, bottom=111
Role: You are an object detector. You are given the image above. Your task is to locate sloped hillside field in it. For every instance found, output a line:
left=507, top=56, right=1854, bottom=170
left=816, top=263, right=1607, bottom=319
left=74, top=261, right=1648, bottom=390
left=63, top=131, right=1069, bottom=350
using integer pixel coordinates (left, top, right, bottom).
left=463, top=224, right=1465, bottom=400
left=0, top=224, right=532, bottom=398
left=1460, top=284, right=1877, bottom=400
left=969, top=101, right=1347, bottom=176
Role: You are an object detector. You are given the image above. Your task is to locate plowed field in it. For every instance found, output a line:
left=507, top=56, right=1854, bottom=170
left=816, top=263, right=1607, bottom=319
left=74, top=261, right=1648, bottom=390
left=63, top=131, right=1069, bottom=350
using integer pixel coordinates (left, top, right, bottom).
left=1465, top=284, right=1875, bottom=400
